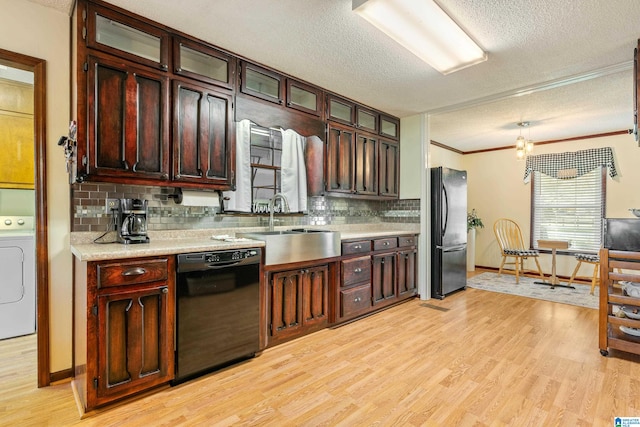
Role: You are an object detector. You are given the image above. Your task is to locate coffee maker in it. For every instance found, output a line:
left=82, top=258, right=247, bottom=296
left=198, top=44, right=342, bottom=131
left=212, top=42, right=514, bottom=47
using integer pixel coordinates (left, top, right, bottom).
left=116, top=198, right=150, bottom=244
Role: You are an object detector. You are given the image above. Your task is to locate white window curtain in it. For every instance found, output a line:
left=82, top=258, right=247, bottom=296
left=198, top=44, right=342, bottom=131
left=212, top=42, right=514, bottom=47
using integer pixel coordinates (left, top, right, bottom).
left=280, top=129, right=308, bottom=213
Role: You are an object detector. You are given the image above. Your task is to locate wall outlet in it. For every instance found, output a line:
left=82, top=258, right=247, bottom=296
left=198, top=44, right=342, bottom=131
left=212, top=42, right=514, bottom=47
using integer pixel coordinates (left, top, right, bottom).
left=105, top=199, right=119, bottom=212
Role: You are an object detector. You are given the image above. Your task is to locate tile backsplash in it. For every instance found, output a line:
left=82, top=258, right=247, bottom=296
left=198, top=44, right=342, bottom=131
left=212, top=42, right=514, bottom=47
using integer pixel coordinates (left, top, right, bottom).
left=72, top=183, right=419, bottom=232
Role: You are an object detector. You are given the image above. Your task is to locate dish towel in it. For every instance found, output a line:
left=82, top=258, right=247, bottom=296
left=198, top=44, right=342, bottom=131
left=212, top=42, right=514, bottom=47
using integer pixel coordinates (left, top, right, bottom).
left=280, top=128, right=307, bottom=213
left=223, top=119, right=252, bottom=212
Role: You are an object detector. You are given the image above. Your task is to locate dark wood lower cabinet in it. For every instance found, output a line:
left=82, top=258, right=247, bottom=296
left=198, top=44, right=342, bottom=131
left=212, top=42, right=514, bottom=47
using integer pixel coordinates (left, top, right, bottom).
left=96, top=284, right=173, bottom=402
left=336, top=234, right=418, bottom=324
left=339, top=282, right=372, bottom=319
left=397, top=248, right=418, bottom=297
left=71, top=235, right=416, bottom=411
left=372, top=252, right=396, bottom=306
left=73, top=256, right=175, bottom=412
left=268, top=263, right=332, bottom=346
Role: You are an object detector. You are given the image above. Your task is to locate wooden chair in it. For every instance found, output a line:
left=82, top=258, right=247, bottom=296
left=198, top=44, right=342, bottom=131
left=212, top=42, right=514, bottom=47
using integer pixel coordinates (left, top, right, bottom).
left=493, top=218, right=545, bottom=284
left=567, top=253, right=601, bottom=295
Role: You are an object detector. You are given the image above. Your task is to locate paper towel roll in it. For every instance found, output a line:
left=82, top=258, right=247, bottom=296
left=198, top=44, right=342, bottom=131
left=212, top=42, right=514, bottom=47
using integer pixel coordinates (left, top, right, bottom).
left=179, top=190, right=221, bottom=209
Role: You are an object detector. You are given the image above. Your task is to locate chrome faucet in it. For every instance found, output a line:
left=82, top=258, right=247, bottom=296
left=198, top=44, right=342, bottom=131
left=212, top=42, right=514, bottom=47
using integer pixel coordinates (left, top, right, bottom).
left=268, top=193, right=290, bottom=231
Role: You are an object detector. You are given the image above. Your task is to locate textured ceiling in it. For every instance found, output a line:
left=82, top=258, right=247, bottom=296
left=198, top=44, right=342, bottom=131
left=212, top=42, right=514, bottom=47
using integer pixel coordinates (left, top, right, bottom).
left=27, top=0, right=640, bottom=151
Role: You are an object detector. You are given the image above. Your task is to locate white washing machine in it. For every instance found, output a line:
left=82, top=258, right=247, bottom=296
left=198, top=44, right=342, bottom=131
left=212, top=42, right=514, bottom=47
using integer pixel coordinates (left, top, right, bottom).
left=0, top=216, right=36, bottom=340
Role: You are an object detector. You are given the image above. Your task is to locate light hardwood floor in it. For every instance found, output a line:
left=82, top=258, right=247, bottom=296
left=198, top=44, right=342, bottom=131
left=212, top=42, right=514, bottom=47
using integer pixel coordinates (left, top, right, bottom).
left=2, top=273, right=640, bottom=426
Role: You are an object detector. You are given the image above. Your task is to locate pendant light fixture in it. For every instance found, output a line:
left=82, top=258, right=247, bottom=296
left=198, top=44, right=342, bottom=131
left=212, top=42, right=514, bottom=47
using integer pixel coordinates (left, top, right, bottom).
left=515, top=122, right=534, bottom=160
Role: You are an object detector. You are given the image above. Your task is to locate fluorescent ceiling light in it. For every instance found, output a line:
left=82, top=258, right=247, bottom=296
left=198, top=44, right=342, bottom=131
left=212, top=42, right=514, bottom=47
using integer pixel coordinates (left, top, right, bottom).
left=353, top=0, right=487, bottom=75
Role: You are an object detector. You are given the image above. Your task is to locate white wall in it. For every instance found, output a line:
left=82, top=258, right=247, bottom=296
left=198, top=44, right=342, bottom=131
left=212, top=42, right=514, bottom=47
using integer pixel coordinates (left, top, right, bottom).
left=429, top=144, right=464, bottom=170
left=462, top=133, right=640, bottom=277
left=0, top=0, right=72, bottom=373
left=399, top=114, right=423, bottom=199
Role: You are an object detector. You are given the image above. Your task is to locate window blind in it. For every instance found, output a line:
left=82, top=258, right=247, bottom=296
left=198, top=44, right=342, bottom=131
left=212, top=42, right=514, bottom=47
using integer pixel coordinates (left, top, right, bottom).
left=532, top=167, right=604, bottom=252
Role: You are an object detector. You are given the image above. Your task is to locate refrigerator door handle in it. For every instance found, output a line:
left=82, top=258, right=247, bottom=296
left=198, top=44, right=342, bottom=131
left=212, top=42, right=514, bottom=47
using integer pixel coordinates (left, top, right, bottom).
left=437, top=244, right=466, bottom=252
left=442, top=185, right=449, bottom=238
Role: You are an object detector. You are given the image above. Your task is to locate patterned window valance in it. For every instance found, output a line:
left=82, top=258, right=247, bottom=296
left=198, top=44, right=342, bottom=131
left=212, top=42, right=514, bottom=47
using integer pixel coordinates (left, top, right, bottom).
left=523, top=147, right=618, bottom=183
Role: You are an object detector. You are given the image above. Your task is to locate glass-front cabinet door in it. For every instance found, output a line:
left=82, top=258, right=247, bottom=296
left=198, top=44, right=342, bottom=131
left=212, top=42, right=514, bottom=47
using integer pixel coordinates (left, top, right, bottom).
left=356, top=106, right=378, bottom=133
left=380, top=114, right=400, bottom=140
left=240, top=62, right=284, bottom=104
left=173, top=37, right=235, bottom=90
left=327, top=94, right=355, bottom=126
left=87, top=2, right=169, bottom=71
left=286, top=79, right=322, bottom=116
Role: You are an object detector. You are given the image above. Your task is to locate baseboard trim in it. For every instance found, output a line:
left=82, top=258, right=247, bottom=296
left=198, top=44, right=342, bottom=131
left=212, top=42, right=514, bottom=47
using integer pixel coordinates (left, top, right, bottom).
left=50, top=368, right=73, bottom=384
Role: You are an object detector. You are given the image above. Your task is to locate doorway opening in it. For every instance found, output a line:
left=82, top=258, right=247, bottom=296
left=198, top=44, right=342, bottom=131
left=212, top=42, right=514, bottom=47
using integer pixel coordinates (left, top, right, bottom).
left=0, top=48, right=49, bottom=387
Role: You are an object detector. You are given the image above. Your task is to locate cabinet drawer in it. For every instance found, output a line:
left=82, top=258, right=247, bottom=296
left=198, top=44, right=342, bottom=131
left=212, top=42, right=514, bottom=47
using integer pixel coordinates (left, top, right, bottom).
left=97, top=259, right=168, bottom=288
left=373, top=238, right=397, bottom=251
left=398, top=235, right=417, bottom=248
left=342, top=240, right=371, bottom=255
left=342, top=256, right=371, bottom=286
left=341, top=283, right=371, bottom=318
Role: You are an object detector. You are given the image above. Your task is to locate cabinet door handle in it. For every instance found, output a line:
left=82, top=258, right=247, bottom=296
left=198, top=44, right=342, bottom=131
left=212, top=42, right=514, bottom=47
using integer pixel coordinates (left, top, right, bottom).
left=161, top=287, right=169, bottom=294
left=383, top=242, right=390, bottom=246
left=354, top=245, right=361, bottom=249
left=354, top=268, right=362, bottom=273
left=122, top=267, right=147, bottom=276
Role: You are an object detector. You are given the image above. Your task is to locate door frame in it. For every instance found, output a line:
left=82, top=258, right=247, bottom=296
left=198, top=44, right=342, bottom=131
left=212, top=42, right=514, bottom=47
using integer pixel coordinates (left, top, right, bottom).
left=0, top=48, right=50, bottom=387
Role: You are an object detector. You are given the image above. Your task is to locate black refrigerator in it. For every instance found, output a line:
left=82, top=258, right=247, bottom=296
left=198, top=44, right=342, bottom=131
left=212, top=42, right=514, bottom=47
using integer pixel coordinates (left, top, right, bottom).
left=430, top=167, right=467, bottom=299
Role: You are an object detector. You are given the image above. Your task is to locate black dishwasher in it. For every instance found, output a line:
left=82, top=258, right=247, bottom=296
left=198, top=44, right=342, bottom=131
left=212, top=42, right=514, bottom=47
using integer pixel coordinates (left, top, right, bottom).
left=174, top=248, right=261, bottom=384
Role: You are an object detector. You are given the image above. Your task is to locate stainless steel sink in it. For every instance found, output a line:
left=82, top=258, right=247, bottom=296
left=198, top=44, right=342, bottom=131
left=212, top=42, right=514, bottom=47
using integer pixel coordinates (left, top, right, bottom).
left=238, top=229, right=341, bottom=265
left=288, top=228, right=328, bottom=233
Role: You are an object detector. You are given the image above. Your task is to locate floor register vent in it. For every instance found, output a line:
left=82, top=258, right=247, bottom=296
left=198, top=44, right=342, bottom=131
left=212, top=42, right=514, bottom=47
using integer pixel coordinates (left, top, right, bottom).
left=419, top=303, right=450, bottom=312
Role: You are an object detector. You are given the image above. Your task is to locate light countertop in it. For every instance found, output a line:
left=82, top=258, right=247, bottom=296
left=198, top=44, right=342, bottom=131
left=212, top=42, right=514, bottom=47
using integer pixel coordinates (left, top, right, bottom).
left=71, top=223, right=420, bottom=261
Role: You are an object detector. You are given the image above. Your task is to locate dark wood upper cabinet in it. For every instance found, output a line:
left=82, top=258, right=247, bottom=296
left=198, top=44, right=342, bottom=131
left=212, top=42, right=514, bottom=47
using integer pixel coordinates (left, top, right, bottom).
left=327, top=126, right=400, bottom=199
left=380, top=114, right=400, bottom=140
left=326, top=123, right=355, bottom=194
left=240, top=62, right=284, bottom=105
left=77, top=0, right=402, bottom=195
left=173, top=36, right=236, bottom=90
left=286, top=79, right=322, bottom=116
left=85, top=54, right=170, bottom=181
left=354, top=134, right=378, bottom=196
left=172, top=79, right=235, bottom=188
left=355, top=106, right=378, bottom=133
left=379, top=138, right=400, bottom=198
left=327, top=94, right=355, bottom=126
left=86, top=2, right=170, bottom=71
left=326, top=94, right=400, bottom=199
left=240, top=62, right=323, bottom=117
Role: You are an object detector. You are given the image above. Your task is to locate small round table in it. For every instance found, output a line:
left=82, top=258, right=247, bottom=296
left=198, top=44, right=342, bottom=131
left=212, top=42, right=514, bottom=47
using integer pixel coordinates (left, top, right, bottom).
left=535, top=239, right=575, bottom=289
